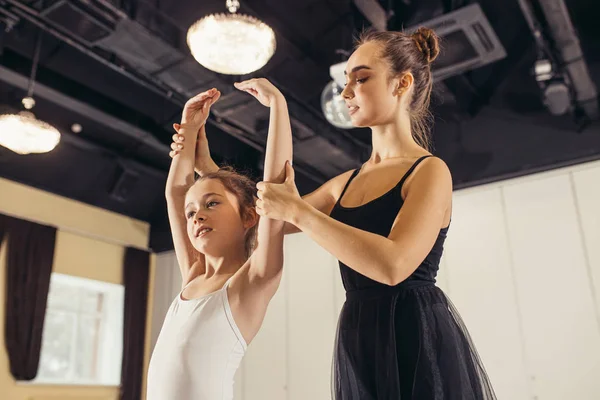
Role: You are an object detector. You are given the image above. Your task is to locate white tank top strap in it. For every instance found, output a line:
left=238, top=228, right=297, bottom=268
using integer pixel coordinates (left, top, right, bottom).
left=221, top=275, right=247, bottom=349
left=223, top=275, right=235, bottom=290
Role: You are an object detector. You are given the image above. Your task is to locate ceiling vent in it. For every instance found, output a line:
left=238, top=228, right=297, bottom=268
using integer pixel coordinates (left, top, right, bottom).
left=409, top=3, right=506, bottom=81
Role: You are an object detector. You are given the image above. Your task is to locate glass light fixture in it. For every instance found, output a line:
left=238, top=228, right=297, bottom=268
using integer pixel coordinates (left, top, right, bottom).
left=0, top=33, right=61, bottom=155
left=321, top=80, right=353, bottom=129
left=0, top=111, right=61, bottom=155
left=187, top=0, right=276, bottom=75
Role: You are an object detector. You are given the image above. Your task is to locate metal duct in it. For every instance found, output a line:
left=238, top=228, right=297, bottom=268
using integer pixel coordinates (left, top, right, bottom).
left=538, top=0, right=598, bottom=119
left=519, top=0, right=598, bottom=119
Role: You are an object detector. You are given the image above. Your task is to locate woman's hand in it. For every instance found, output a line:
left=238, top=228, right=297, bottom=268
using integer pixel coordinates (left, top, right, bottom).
left=256, top=162, right=303, bottom=223
left=169, top=124, right=218, bottom=174
left=234, top=78, right=283, bottom=107
left=180, top=88, right=221, bottom=131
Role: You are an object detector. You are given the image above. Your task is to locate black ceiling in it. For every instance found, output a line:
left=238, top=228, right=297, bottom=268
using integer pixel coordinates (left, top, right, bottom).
left=1, top=0, right=599, bottom=251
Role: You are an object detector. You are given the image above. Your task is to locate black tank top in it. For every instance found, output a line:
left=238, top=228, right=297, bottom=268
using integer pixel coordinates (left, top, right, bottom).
left=329, top=155, right=449, bottom=292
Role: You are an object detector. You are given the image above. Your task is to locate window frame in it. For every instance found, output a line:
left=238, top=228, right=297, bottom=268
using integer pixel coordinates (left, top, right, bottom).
left=21, top=273, right=125, bottom=387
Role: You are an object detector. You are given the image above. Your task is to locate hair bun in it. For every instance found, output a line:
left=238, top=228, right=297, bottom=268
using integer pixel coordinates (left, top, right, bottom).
left=412, top=27, right=440, bottom=64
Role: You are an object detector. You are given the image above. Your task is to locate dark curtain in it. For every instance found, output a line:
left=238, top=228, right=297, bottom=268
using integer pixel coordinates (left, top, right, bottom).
left=0, top=214, right=7, bottom=243
left=1, top=214, right=56, bottom=380
left=120, top=247, right=150, bottom=400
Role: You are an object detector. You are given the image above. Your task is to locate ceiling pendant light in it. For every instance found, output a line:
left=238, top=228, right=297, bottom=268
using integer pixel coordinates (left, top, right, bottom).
left=0, top=32, right=60, bottom=155
left=0, top=106, right=61, bottom=155
left=186, top=0, right=276, bottom=75
left=321, top=80, right=353, bottom=129
left=322, top=61, right=353, bottom=129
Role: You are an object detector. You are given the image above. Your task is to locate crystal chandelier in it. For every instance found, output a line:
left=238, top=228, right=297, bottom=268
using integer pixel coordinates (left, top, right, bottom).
left=0, top=109, right=61, bottom=155
left=0, top=33, right=61, bottom=155
left=186, top=0, right=276, bottom=75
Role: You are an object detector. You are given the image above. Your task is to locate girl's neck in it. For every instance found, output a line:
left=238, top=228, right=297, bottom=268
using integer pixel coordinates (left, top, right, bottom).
left=203, top=252, right=247, bottom=279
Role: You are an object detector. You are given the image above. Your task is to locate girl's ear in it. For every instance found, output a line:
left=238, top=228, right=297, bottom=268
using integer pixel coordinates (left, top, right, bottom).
left=243, top=206, right=259, bottom=230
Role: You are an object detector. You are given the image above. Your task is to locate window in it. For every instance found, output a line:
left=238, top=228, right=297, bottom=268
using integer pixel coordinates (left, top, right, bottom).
left=31, top=273, right=124, bottom=385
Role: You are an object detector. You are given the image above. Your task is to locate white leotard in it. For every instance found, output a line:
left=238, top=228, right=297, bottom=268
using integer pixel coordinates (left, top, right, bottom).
left=147, top=278, right=246, bottom=400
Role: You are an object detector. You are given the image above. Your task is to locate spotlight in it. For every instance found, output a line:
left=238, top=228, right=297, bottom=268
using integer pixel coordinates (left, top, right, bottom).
left=533, top=59, right=572, bottom=116
left=543, top=82, right=571, bottom=116
left=71, top=123, right=82, bottom=133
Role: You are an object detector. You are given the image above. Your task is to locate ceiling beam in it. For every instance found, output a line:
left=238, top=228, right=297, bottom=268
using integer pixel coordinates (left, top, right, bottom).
left=353, top=0, right=388, bottom=31
left=0, top=64, right=169, bottom=157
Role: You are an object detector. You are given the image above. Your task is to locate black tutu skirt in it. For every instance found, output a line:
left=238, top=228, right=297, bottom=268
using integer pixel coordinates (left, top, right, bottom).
left=332, top=281, right=497, bottom=400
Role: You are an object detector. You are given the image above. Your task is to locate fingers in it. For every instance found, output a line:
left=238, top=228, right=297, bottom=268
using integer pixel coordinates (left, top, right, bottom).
left=234, top=82, right=258, bottom=98
left=186, top=88, right=221, bottom=110
left=234, top=80, right=264, bottom=99
left=255, top=197, right=265, bottom=216
left=209, top=90, right=221, bottom=105
left=188, top=88, right=218, bottom=104
left=199, top=90, right=221, bottom=109
left=255, top=205, right=264, bottom=217
left=285, top=160, right=295, bottom=182
left=256, top=181, right=265, bottom=191
left=171, top=142, right=183, bottom=151
left=234, top=79, right=257, bottom=91
left=169, top=131, right=185, bottom=158
left=234, top=78, right=274, bottom=93
left=195, top=90, right=221, bottom=113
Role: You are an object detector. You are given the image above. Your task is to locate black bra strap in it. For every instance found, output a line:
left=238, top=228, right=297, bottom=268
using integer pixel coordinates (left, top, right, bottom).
left=397, top=155, right=433, bottom=192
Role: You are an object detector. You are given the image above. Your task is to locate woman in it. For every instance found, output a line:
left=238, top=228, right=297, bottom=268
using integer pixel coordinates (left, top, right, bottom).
left=253, top=28, right=496, bottom=399
left=148, top=78, right=292, bottom=400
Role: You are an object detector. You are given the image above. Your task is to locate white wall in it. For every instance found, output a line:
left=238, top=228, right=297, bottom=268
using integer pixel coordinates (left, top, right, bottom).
left=444, top=161, right=600, bottom=400
left=149, top=252, right=183, bottom=351
left=152, top=160, right=600, bottom=400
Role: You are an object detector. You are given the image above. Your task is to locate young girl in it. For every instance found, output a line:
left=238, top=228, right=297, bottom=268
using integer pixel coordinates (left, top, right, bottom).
left=148, top=78, right=292, bottom=400
left=236, top=28, right=496, bottom=399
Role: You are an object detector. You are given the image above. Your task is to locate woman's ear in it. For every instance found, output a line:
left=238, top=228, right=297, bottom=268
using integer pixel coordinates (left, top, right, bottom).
left=395, top=71, right=414, bottom=95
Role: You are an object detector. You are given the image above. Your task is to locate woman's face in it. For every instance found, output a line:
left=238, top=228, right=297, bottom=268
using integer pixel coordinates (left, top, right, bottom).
left=184, top=179, right=252, bottom=257
left=341, top=41, right=407, bottom=128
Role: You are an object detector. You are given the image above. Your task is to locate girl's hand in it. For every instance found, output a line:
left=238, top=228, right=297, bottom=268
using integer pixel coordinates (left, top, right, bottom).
left=234, top=78, right=283, bottom=108
left=180, top=88, right=221, bottom=131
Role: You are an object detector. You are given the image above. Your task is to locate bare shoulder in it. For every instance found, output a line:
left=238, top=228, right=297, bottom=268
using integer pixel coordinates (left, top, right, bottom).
left=421, top=156, right=452, bottom=181
left=403, top=156, right=453, bottom=196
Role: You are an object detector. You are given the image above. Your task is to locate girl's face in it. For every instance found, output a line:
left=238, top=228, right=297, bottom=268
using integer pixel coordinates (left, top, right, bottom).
left=184, top=179, right=253, bottom=257
left=341, top=41, right=408, bottom=128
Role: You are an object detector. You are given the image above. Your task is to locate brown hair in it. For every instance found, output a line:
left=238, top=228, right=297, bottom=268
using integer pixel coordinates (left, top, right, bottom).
left=356, top=27, right=440, bottom=150
left=194, top=166, right=258, bottom=258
